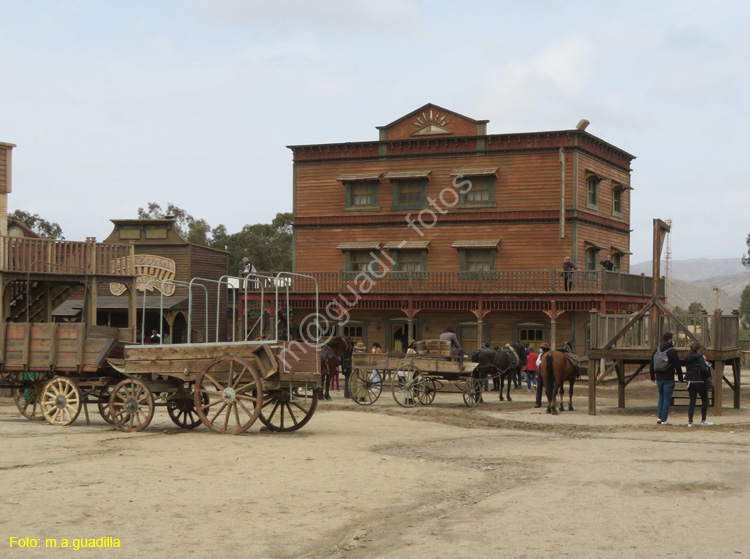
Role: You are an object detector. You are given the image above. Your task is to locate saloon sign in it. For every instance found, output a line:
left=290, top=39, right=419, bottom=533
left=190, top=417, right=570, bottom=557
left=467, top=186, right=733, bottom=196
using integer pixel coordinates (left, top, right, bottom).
left=109, top=255, right=177, bottom=296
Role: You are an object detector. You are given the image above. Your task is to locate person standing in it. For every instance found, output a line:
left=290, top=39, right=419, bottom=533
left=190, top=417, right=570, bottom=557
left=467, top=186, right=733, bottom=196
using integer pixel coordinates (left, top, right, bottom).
left=650, top=332, right=683, bottom=425
left=600, top=254, right=614, bottom=271
left=525, top=346, right=539, bottom=391
left=684, top=342, right=714, bottom=427
left=562, top=256, right=577, bottom=291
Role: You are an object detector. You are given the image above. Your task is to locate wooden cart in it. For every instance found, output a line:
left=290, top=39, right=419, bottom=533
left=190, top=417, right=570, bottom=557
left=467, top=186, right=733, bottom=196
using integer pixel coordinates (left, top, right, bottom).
left=350, top=340, right=480, bottom=408
left=0, top=322, right=132, bottom=427
left=122, top=341, right=321, bottom=434
left=0, top=322, right=322, bottom=434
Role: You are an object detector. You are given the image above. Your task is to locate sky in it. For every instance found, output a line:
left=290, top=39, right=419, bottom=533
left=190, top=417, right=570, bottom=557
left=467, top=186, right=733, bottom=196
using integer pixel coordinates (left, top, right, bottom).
left=1, top=0, right=748, bottom=263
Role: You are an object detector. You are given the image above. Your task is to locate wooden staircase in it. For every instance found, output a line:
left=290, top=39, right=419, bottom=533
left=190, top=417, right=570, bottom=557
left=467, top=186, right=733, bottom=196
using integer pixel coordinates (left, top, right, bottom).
left=8, top=281, right=80, bottom=322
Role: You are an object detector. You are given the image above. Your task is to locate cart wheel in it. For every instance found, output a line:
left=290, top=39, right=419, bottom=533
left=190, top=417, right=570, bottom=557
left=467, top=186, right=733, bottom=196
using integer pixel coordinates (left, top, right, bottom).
left=418, top=378, right=437, bottom=406
left=392, top=371, right=422, bottom=408
left=97, top=385, right=116, bottom=425
left=350, top=368, right=382, bottom=405
left=110, top=378, right=155, bottom=432
left=195, top=355, right=262, bottom=434
left=259, top=387, right=318, bottom=432
left=12, top=372, right=51, bottom=420
left=41, top=377, right=82, bottom=426
left=462, top=378, right=482, bottom=408
left=167, top=392, right=207, bottom=429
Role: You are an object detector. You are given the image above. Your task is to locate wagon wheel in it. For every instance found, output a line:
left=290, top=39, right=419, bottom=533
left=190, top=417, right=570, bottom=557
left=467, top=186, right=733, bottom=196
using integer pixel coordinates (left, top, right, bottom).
left=417, top=377, right=438, bottom=406
left=97, top=385, right=116, bottom=425
left=350, top=368, right=382, bottom=405
left=392, top=370, right=422, bottom=408
left=167, top=392, right=208, bottom=429
left=462, top=378, right=482, bottom=408
left=41, top=377, right=82, bottom=426
left=12, top=371, right=51, bottom=420
left=259, top=386, right=318, bottom=432
left=194, top=355, right=262, bottom=435
left=109, top=378, right=155, bottom=432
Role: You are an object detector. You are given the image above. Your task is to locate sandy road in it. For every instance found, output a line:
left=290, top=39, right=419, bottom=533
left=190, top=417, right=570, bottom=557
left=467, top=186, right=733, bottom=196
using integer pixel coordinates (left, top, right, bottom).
left=2, top=381, right=750, bottom=559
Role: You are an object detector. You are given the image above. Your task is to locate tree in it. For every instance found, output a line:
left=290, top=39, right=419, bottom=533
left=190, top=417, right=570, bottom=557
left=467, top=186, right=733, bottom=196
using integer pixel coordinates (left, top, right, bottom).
left=8, top=210, right=64, bottom=239
left=223, top=212, right=293, bottom=274
left=687, top=301, right=706, bottom=314
left=744, top=233, right=750, bottom=268
left=136, top=204, right=293, bottom=274
left=740, top=284, right=750, bottom=330
left=137, top=202, right=220, bottom=246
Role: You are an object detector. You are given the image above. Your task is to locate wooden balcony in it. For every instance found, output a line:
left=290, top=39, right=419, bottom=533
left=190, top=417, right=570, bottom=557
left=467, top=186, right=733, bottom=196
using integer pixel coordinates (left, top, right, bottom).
left=0, top=236, right=135, bottom=277
left=249, top=269, right=663, bottom=297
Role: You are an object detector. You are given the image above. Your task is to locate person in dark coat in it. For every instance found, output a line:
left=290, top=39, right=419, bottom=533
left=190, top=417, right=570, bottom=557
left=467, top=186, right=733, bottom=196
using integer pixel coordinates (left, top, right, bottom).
left=600, top=254, right=615, bottom=271
left=649, top=332, right=683, bottom=425
left=684, top=342, right=714, bottom=427
left=562, top=256, right=577, bottom=291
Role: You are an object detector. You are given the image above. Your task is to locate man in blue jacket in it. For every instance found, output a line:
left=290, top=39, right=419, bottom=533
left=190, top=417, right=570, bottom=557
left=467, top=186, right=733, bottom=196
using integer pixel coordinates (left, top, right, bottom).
left=650, top=332, right=684, bottom=425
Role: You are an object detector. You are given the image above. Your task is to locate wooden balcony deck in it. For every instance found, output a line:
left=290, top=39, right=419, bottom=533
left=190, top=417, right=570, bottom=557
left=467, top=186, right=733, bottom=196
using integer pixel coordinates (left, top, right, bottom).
left=248, top=269, right=663, bottom=297
left=0, top=236, right=135, bottom=278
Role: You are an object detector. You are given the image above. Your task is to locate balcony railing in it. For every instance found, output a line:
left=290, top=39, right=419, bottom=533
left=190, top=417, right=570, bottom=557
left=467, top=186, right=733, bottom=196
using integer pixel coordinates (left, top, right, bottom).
left=249, top=269, right=663, bottom=297
left=0, top=236, right=135, bottom=276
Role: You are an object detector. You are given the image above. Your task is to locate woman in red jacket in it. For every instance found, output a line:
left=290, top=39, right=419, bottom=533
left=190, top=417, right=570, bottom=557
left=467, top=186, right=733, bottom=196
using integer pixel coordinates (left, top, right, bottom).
left=524, top=345, right=539, bottom=391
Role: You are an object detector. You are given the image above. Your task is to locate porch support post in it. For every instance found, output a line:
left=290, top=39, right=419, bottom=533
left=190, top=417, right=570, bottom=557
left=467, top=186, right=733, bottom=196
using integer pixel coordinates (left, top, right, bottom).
left=588, top=309, right=599, bottom=415
left=549, top=301, right=557, bottom=348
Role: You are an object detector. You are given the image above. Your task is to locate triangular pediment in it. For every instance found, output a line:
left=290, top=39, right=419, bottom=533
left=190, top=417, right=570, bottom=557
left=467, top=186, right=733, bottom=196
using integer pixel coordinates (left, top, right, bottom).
left=411, top=123, right=453, bottom=136
left=377, top=103, right=487, bottom=141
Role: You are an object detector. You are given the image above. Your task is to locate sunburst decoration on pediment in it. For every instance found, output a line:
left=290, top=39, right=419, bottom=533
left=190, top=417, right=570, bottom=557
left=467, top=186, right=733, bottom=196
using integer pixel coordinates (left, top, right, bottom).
left=411, top=109, right=453, bottom=136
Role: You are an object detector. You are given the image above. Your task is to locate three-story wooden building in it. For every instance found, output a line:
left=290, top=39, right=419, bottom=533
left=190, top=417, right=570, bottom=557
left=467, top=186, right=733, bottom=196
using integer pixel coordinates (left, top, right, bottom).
left=252, top=104, right=659, bottom=354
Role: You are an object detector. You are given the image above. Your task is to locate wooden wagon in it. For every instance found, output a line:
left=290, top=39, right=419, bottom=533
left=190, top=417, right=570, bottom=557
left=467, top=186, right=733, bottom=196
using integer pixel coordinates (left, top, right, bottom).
left=0, top=323, right=322, bottom=434
left=0, top=322, right=131, bottom=426
left=349, top=340, right=481, bottom=408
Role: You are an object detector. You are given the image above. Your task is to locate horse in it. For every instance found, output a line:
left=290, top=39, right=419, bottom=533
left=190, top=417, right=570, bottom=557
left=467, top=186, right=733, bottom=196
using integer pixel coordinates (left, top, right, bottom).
left=318, top=336, right=352, bottom=401
left=474, top=343, right=527, bottom=402
left=539, top=350, right=579, bottom=414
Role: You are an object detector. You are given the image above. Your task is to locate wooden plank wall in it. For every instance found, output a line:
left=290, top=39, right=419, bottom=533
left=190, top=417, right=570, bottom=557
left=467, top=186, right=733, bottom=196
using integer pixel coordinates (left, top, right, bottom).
left=295, top=149, right=632, bottom=273
left=188, top=245, right=229, bottom=343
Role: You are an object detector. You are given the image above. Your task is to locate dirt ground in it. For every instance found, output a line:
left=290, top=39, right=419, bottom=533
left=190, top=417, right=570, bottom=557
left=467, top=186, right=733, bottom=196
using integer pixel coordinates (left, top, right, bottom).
left=2, top=377, right=750, bottom=559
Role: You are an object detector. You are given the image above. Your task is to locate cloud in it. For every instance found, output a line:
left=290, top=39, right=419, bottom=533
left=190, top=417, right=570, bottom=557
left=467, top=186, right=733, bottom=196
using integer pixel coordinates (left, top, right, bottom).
left=189, top=0, right=421, bottom=32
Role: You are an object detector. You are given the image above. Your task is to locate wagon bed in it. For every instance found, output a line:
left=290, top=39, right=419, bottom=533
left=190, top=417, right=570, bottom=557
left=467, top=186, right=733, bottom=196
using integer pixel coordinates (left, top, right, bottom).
left=350, top=340, right=480, bottom=408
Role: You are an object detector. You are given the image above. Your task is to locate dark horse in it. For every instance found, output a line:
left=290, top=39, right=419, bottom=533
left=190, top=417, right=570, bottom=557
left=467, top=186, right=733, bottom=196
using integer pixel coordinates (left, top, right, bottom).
left=319, top=336, right=352, bottom=401
left=474, top=343, right=528, bottom=402
left=539, top=350, right=579, bottom=414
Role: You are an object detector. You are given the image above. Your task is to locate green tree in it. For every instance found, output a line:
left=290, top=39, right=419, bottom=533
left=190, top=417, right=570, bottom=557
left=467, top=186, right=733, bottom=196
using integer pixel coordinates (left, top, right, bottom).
left=687, top=301, right=706, bottom=314
left=224, top=212, right=293, bottom=274
left=8, top=210, right=64, bottom=239
left=744, top=233, right=750, bottom=268
left=137, top=202, right=221, bottom=246
left=136, top=204, right=293, bottom=274
left=740, top=284, right=750, bottom=330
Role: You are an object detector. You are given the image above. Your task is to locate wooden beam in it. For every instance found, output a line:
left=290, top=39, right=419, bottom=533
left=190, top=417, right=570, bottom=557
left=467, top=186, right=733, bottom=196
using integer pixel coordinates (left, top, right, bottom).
left=652, top=299, right=703, bottom=347
left=48, top=322, right=58, bottom=370
left=601, top=300, right=655, bottom=351
left=75, top=322, right=86, bottom=373
left=623, top=364, right=646, bottom=387
left=714, top=361, right=723, bottom=415
left=0, top=322, right=6, bottom=367
left=22, top=322, right=31, bottom=371
left=588, top=358, right=598, bottom=415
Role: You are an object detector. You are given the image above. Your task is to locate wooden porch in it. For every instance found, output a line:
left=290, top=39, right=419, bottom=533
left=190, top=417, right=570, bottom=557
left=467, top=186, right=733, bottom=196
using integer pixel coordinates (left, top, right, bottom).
left=0, top=236, right=137, bottom=325
left=587, top=307, right=742, bottom=415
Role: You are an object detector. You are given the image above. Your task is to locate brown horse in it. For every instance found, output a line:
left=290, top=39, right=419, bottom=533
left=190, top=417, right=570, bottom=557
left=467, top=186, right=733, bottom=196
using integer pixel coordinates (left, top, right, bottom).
left=539, top=350, right=579, bottom=414
left=319, top=336, right=352, bottom=401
